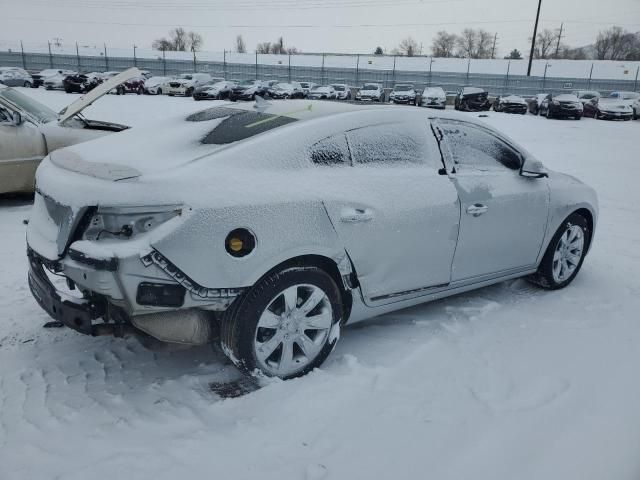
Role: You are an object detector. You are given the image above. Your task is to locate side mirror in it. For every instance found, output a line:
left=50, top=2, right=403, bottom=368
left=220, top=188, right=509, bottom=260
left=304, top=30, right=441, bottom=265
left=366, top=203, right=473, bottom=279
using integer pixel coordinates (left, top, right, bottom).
left=520, top=157, right=548, bottom=178
left=11, top=111, right=23, bottom=126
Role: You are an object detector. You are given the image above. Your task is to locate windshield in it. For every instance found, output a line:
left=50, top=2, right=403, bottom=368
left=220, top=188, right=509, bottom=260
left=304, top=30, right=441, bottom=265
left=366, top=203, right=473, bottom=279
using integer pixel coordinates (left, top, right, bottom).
left=332, top=85, right=345, bottom=91
left=179, top=74, right=193, bottom=80
left=362, top=84, right=378, bottom=90
left=275, top=83, right=291, bottom=90
left=394, top=85, right=412, bottom=92
left=239, top=80, right=256, bottom=87
left=0, top=88, right=57, bottom=123
left=311, top=86, right=327, bottom=92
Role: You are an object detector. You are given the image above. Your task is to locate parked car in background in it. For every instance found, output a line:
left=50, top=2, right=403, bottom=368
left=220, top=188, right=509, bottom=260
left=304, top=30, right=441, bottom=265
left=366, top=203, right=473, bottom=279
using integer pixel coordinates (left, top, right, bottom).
left=389, top=84, right=416, bottom=104
left=234, top=80, right=270, bottom=100
left=330, top=84, right=351, bottom=100
left=572, top=90, right=601, bottom=105
left=299, top=82, right=317, bottom=96
left=0, top=67, right=33, bottom=88
left=268, top=82, right=305, bottom=99
left=63, top=73, right=103, bottom=94
left=193, top=80, right=236, bottom=100
left=0, top=69, right=137, bottom=194
left=633, top=98, right=640, bottom=120
left=25, top=101, right=597, bottom=381
left=582, top=97, right=633, bottom=120
left=608, top=91, right=640, bottom=105
left=100, top=71, right=121, bottom=81
left=166, top=73, right=214, bottom=97
left=454, top=87, right=491, bottom=111
left=116, top=75, right=146, bottom=95
left=143, top=76, right=171, bottom=95
left=492, top=94, right=528, bottom=114
left=420, top=86, right=447, bottom=109
left=356, top=83, right=384, bottom=102
left=539, top=93, right=583, bottom=119
left=32, top=69, right=75, bottom=88
left=528, top=93, right=550, bottom=115
left=308, top=85, right=337, bottom=100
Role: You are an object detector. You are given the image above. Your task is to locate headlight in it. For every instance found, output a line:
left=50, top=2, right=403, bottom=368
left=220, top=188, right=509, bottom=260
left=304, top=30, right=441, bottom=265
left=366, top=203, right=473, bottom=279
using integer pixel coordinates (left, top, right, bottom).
left=552, top=101, right=560, bottom=105
left=83, top=205, right=183, bottom=241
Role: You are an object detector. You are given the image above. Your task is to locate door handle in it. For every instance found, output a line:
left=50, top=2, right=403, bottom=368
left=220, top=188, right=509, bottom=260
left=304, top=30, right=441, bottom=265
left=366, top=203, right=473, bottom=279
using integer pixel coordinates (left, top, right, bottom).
left=466, top=203, right=489, bottom=217
left=340, top=208, right=374, bottom=223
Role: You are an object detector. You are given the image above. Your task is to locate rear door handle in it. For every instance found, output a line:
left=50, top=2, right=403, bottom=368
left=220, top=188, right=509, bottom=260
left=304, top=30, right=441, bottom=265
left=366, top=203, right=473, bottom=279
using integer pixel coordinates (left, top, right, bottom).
left=466, top=204, right=489, bottom=217
left=340, top=207, right=374, bottom=223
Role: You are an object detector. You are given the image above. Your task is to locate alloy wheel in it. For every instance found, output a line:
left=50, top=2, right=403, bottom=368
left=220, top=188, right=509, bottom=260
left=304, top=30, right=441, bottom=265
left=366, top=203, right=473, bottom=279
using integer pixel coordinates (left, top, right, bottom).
left=552, top=225, right=585, bottom=283
left=254, top=284, right=333, bottom=377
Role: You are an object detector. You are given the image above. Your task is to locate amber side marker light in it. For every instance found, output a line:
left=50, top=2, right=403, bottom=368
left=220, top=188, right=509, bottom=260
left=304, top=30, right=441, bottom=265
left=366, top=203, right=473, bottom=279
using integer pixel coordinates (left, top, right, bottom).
left=225, top=229, right=256, bottom=257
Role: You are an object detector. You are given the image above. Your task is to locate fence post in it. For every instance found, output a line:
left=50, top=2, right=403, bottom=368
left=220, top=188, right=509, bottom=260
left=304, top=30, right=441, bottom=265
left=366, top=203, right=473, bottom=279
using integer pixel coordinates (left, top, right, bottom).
left=466, top=58, right=470, bottom=84
left=48, top=41, right=53, bottom=68
left=192, top=46, right=197, bottom=72
left=76, top=42, right=81, bottom=72
left=162, top=49, right=166, bottom=76
left=223, top=49, right=227, bottom=79
left=133, top=45, right=137, bottom=67
left=542, top=62, right=549, bottom=90
left=321, top=53, right=325, bottom=85
left=428, top=57, right=434, bottom=87
left=504, top=60, right=511, bottom=93
left=288, top=54, right=291, bottom=83
left=20, top=41, right=26, bottom=69
left=355, top=54, right=360, bottom=85
left=588, top=63, right=593, bottom=89
left=392, top=55, right=396, bottom=85
left=634, top=66, right=639, bottom=92
left=104, top=44, right=109, bottom=71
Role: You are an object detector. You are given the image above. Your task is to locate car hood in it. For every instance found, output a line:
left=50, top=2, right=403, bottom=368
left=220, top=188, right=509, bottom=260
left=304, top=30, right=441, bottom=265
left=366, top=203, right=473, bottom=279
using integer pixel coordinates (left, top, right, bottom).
left=598, top=99, right=632, bottom=111
left=58, top=68, right=141, bottom=124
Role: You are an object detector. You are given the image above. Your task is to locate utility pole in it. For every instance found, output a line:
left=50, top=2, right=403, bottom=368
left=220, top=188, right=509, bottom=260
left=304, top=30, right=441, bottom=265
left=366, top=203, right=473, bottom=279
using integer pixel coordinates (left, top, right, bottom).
left=491, top=33, right=498, bottom=59
left=527, top=0, right=542, bottom=76
left=133, top=44, right=137, bottom=67
left=48, top=41, right=53, bottom=68
left=554, top=22, right=564, bottom=59
left=75, top=41, right=81, bottom=71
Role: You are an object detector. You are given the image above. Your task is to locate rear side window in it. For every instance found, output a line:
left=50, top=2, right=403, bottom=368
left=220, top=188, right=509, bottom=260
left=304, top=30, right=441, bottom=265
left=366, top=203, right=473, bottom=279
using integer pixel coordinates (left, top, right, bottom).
left=309, top=134, right=350, bottom=166
left=346, top=123, right=438, bottom=167
left=442, top=122, right=522, bottom=171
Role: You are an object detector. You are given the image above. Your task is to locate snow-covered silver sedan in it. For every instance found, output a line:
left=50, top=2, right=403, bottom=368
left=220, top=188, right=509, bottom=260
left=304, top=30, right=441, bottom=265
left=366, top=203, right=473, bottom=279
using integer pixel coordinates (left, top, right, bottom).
left=26, top=100, right=598, bottom=379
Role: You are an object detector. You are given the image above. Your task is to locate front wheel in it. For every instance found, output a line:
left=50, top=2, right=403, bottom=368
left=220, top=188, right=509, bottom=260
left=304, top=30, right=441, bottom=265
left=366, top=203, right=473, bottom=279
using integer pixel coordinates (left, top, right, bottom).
left=23, top=81, right=32, bottom=88
left=220, top=266, right=343, bottom=380
left=528, top=212, right=590, bottom=290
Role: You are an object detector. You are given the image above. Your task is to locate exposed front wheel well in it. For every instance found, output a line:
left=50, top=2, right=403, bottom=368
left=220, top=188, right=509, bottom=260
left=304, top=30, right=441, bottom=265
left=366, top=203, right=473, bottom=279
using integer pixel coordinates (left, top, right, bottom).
left=573, top=208, right=594, bottom=251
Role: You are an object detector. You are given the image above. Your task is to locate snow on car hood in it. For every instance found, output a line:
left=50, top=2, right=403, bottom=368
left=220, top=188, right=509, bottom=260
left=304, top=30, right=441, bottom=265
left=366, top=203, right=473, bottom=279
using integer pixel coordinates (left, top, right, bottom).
left=553, top=94, right=580, bottom=103
left=597, top=98, right=632, bottom=111
left=58, top=68, right=141, bottom=124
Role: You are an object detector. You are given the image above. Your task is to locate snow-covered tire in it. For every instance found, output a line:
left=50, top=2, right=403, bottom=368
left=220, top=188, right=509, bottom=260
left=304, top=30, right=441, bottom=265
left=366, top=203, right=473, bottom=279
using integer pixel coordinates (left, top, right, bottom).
left=220, top=266, right=343, bottom=380
left=528, top=212, right=591, bottom=290
left=23, top=81, right=32, bottom=88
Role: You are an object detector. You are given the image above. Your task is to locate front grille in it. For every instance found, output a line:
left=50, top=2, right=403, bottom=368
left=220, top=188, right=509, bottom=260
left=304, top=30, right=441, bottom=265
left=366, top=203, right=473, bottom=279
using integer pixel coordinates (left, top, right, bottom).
left=169, top=82, right=181, bottom=88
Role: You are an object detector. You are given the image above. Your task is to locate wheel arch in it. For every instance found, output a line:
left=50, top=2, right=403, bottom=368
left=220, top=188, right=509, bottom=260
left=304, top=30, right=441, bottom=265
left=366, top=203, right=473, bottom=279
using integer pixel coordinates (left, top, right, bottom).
left=252, top=254, right=354, bottom=324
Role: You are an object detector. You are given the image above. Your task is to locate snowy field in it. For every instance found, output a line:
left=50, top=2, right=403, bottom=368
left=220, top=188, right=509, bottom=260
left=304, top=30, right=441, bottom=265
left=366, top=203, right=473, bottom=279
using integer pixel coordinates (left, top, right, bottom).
left=1, top=89, right=640, bottom=480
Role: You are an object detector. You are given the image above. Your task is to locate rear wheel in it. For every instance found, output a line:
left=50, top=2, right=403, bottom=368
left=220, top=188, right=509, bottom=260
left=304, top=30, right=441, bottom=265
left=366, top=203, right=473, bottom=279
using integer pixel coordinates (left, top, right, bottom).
left=23, top=81, right=32, bottom=88
left=220, top=266, right=343, bottom=379
left=157, top=88, right=162, bottom=95
left=528, top=212, right=590, bottom=290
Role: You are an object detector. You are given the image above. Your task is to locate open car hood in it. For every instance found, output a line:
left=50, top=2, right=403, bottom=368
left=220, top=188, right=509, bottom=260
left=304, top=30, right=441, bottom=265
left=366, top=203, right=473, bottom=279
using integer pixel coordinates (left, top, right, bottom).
left=58, top=67, right=141, bottom=125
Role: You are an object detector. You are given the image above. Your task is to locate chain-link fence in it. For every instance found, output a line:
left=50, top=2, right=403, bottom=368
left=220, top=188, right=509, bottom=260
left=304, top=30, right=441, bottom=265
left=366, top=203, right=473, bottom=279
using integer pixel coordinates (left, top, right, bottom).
left=1, top=49, right=638, bottom=97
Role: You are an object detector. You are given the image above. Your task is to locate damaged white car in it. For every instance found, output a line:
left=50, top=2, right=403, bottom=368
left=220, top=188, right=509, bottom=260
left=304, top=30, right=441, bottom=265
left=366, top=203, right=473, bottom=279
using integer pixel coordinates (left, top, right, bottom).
left=0, top=68, right=140, bottom=194
left=27, top=100, right=598, bottom=379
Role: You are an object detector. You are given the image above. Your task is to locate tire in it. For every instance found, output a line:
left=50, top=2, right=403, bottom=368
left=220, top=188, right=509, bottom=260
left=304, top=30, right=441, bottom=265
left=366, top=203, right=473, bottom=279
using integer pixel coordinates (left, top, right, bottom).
left=545, top=108, right=553, bottom=119
left=137, top=86, right=143, bottom=95
left=220, top=266, right=343, bottom=380
left=157, top=88, right=162, bottom=95
left=23, top=81, right=32, bottom=88
left=528, top=212, right=591, bottom=290
left=634, top=109, right=638, bottom=120
left=186, top=87, right=194, bottom=97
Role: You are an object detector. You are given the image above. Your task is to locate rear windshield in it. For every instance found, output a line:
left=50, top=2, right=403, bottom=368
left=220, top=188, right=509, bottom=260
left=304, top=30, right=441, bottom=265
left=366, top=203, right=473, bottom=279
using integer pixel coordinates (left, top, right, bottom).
left=333, top=85, right=345, bottom=91
left=394, top=85, right=413, bottom=91
left=187, top=107, right=297, bottom=145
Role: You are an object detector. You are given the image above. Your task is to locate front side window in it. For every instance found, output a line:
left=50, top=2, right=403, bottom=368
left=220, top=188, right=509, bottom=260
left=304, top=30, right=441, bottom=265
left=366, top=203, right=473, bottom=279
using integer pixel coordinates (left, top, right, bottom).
left=442, top=122, right=522, bottom=172
left=347, top=123, right=439, bottom=168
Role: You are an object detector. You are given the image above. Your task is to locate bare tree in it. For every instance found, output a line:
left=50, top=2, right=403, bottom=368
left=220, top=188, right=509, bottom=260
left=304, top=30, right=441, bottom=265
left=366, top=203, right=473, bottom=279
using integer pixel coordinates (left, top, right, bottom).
left=431, top=30, right=457, bottom=57
left=152, top=27, right=204, bottom=52
left=477, top=30, right=494, bottom=59
left=187, top=31, right=203, bottom=52
left=531, top=29, right=557, bottom=59
left=397, top=37, right=419, bottom=56
left=454, top=29, right=493, bottom=59
left=271, top=36, right=286, bottom=54
left=256, top=42, right=271, bottom=54
left=595, top=26, right=638, bottom=60
left=236, top=35, right=246, bottom=53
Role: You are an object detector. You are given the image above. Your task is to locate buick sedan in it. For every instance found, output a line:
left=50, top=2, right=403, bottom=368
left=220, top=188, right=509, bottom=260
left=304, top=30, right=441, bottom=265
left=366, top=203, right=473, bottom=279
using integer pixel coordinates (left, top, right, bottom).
left=27, top=100, right=598, bottom=380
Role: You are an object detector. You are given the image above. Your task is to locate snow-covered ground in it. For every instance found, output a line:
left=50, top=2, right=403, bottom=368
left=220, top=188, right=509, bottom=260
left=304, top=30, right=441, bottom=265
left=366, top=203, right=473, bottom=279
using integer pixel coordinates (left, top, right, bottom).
left=1, top=89, right=639, bottom=480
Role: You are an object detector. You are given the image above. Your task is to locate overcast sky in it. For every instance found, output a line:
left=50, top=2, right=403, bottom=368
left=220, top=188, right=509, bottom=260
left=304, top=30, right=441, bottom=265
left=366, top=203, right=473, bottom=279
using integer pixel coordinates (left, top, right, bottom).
left=2, top=0, right=640, bottom=56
